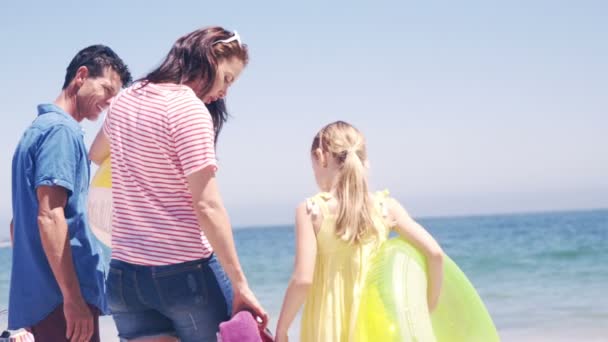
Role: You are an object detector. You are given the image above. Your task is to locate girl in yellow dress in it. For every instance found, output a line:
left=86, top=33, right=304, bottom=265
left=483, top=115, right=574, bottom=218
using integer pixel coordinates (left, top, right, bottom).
left=275, top=121, right=444, bottom=341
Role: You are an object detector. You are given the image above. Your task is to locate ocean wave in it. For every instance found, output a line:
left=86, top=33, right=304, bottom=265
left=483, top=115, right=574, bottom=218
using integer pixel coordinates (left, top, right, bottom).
left=534, top=248, right=601, bottom=260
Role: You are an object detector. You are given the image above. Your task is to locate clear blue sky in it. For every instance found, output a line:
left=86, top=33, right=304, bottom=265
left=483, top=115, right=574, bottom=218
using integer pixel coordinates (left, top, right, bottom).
left=0, top=0, right=606, bottom=233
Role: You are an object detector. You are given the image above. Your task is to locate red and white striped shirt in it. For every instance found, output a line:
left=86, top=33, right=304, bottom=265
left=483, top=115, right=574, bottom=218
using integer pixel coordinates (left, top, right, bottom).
left=103, top=82, right=216, bottom=266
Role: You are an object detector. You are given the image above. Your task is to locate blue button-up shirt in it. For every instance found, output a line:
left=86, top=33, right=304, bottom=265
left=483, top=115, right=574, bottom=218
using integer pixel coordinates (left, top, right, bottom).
left=9, top=104, right=107, bottom=329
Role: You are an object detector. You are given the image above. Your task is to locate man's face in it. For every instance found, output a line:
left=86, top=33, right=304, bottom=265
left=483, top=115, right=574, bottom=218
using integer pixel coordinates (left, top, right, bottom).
left=76, top=67, right=122, bottom=121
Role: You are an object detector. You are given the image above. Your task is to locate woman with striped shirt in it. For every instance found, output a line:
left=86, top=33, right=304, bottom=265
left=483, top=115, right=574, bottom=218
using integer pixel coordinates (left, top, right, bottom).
left=89, top=26, right=267, bottom=342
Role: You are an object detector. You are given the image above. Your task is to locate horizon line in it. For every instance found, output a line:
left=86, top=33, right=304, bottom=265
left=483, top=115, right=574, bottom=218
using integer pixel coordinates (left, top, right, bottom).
left=0, top=207, right=605, bottom=242
left=232, top=206, right=608, bottom=230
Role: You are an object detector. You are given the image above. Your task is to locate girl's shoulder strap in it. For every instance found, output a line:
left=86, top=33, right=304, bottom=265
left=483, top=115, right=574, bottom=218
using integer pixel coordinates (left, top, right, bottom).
left=306, top=192, right=333, bottom=218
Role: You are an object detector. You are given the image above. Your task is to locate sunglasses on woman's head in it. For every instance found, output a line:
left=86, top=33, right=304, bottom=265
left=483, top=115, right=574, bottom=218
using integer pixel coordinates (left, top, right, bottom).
left=213, top=31, right=241, bottom=47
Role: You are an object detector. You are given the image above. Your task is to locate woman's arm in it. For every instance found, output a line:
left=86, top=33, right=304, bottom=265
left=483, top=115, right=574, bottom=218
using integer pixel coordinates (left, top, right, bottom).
left=389, top=198, right=444, bottom=311
left=187, top=166, right=268, bottom=326
left=275, top=202, right=317, bottom=341
left=89, top=128, right=110, bottom=166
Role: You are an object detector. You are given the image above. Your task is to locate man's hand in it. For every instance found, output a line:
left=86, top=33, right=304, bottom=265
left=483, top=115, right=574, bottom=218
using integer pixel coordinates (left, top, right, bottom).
left=63, top=298, right=93, bottom=342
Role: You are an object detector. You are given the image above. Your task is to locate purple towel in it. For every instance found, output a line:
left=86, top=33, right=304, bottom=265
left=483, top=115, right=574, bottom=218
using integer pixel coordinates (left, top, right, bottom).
left=218, top=311, right=262, bottom=342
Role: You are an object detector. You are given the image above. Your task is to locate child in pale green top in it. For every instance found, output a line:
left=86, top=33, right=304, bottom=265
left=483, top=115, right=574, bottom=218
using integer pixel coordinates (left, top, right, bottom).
left=275, top=121, right=444, bottom=342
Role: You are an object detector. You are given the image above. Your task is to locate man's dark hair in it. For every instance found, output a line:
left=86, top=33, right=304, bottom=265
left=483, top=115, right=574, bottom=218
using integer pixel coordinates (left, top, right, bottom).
left=62, top=45, right=132, bottom=89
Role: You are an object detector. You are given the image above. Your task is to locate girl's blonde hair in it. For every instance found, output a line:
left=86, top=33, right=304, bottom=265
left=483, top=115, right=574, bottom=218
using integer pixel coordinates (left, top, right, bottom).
left=311, top=121, right=378, bottom=244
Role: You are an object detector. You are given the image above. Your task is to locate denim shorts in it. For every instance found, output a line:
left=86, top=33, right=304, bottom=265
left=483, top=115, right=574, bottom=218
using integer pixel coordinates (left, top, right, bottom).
left=106, top=254, right=232, bottom=342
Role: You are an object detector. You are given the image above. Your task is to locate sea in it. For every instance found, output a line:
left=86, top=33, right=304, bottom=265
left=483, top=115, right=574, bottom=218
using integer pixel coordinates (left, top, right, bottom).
left=1, top=209, right=607, bottom=341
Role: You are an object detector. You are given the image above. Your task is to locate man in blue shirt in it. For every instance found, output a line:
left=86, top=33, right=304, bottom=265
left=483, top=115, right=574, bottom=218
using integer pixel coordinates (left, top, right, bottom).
left=10, top=45, right=131, bottom=342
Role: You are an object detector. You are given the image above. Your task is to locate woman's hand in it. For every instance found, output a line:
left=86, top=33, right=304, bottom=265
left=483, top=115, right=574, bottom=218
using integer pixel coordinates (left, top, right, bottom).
left=232, top=283, right=269, bottom=329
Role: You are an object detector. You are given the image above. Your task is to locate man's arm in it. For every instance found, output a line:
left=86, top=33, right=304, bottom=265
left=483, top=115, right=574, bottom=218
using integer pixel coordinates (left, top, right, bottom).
left=37, top=186, right=93, bottom=341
